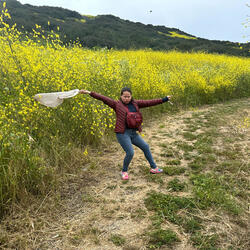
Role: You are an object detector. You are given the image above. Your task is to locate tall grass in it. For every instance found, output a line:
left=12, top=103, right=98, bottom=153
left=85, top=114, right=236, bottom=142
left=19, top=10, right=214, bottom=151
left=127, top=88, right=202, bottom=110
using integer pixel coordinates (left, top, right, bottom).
left=0, top=3, right=250, bottom=217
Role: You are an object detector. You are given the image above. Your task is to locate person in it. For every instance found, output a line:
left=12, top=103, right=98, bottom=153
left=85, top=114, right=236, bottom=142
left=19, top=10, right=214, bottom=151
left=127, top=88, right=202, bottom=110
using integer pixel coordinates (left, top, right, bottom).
left=79, top=87, right=171, bottom=180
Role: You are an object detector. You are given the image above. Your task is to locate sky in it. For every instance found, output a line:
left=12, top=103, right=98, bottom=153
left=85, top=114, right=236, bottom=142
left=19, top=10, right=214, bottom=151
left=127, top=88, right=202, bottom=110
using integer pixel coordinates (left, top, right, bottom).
left=17, top=0, right=250, bottom=43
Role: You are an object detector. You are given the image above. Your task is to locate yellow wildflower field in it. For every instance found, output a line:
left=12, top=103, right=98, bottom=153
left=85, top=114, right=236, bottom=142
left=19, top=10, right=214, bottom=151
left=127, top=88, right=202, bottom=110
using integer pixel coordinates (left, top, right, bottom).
left=0, top=3, right=249, bottom=215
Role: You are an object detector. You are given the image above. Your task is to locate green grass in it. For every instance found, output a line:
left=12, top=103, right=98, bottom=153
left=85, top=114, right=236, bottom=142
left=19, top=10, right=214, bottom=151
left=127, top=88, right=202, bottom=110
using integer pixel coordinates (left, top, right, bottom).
left=182, top=216, right=203, bottom=233
left=158, top=142, right=167, bottom=148
left=191, top=173, right=241, bottom=214
left=1, top=95, right=249, bottom=249
left=215, top=147, right=241, bottom=160
left=130, top=208, right=147, bottom=220
left=188, top=162, right=204, bottom=172
left=194, top=133, right=214, bottom=154
left=160, top=147, right=182, bottom=159
left=109, top=234, right=126, bottom=246
left=188, top=156, right=208, bottom=172
left=184, top=125, right=200, bottom=132
left=148, top=229, right=180, bottom=248
left=215, top=160, right=244, bottom=173
left=125, top=185, right=141, bottom=191
left=182, top=132, right=198, bottom=141
left=183, top=152, right=193, bottom=160
left=190, top=232, right=218, bottom=250
left=160, top=151, right=175, bottom=157
left=167, top=178, right=186, bottom=192
left=175, top=141, right=195, bottom=152
left=165, top=159, right=181, bottom=165
left=146, top=174, right=164, bottom=184
left=163, top=166, right=186, bottom=176
left=143, top=99, right=249, bottom=249
left=144, top=192, right=196, bottom=225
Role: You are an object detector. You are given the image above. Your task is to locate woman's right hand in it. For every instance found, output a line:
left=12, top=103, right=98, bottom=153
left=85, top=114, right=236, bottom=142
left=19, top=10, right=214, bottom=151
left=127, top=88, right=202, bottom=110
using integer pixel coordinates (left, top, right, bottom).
left=79, top=89, right=91, bottom=94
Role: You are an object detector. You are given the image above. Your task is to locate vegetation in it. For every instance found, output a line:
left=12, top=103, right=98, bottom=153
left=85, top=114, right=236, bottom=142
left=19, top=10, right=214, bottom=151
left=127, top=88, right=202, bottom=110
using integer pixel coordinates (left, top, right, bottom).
left=167, top=178, right=186, bottom=191
left=1, top=97, right=249, bottom=249
left=0, top=2, right=249, bottom=249
left=148, top=229, right=180, bottom=248
left=141, top=98, right=249, bottom=249
left=0, top=2, right=250, bottom=218
left=109, top=234, right=126, bottom=246
left=2, top=0, right=250, bottom=56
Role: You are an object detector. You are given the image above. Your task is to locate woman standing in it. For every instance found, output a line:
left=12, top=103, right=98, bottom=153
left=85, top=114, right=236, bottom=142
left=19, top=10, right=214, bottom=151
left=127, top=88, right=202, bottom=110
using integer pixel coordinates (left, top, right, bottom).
left=80, top=87, right=171, bottom=180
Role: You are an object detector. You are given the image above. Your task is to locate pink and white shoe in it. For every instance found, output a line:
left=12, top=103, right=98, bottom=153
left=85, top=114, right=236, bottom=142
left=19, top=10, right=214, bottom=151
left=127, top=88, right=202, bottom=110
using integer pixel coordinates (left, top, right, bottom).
left=150, top=168, right=163, bottom=174
left=121, top=172, right=129, bottom=180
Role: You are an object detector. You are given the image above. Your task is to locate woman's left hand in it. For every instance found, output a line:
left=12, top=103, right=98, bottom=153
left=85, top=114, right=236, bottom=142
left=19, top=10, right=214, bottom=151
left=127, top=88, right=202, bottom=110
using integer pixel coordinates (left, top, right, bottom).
left=167, top=96, right=173, bottom=105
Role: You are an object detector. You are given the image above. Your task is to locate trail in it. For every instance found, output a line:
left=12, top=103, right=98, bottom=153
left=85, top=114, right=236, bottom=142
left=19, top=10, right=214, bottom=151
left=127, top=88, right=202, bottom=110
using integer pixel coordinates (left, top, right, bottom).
left=1, top=98, right=249, bottom=250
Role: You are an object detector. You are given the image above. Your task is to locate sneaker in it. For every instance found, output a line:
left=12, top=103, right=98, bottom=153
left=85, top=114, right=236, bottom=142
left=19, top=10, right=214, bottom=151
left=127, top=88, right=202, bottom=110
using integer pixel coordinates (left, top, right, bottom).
left=121, top=172, right=129, bottom=180
left=150, top=168, right=163, bottom=174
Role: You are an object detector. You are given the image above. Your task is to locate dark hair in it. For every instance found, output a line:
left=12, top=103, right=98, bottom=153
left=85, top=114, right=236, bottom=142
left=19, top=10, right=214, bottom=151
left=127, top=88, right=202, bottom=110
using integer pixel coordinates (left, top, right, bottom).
left=121, top=87, right=132, bottom=96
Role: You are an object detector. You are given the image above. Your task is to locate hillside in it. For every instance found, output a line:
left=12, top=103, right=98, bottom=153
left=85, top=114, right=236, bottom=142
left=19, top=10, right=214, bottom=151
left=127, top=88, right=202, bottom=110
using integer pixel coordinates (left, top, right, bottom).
left=2, top=0, right=250, bottom=56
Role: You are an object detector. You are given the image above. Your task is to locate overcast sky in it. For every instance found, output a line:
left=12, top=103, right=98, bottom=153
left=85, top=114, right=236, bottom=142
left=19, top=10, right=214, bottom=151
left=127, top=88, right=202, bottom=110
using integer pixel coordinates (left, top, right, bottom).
left=18, top=0, right=249, bottom=43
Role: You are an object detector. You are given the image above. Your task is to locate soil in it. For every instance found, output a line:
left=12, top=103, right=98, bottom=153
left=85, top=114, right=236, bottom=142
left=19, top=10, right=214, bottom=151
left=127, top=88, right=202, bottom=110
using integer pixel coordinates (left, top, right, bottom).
left=1, top=98, right=249, bottom=250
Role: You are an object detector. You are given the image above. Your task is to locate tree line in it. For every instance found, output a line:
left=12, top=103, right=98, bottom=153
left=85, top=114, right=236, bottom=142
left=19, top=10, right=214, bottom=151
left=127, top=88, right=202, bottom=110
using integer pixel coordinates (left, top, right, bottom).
left=2, top=0, right=250, bottom=57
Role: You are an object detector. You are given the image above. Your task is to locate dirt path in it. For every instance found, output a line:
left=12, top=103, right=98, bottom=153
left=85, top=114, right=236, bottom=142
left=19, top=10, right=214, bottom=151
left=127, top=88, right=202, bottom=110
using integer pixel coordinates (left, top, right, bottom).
left=1, top=98, right=249, bottom=250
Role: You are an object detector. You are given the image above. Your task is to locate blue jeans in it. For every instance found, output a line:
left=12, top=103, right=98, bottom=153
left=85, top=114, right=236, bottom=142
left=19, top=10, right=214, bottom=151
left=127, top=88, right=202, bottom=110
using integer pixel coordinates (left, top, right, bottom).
left=116, top=129, right=157, bottom=172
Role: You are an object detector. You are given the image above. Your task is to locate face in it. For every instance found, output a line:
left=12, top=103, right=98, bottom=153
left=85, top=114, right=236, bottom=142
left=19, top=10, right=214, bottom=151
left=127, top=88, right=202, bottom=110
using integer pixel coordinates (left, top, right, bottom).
left=121, top=91, right=132, bottom=104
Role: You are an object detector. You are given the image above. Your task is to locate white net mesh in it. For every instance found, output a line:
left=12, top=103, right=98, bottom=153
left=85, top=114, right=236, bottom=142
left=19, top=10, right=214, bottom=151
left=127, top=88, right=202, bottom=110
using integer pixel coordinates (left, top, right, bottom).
left=34, top=89, right=79, bottom=108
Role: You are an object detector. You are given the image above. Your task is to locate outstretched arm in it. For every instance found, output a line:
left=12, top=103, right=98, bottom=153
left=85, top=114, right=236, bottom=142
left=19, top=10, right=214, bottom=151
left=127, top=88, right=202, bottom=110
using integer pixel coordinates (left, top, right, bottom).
left=79, top=89, right=116, bottom=109
left=136, top=95, right=172, bottom=108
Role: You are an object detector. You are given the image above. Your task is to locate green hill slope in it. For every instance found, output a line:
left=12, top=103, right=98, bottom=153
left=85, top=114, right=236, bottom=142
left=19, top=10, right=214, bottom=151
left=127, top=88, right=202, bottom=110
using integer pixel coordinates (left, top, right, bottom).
left=2, top=0, right=250, bottom=56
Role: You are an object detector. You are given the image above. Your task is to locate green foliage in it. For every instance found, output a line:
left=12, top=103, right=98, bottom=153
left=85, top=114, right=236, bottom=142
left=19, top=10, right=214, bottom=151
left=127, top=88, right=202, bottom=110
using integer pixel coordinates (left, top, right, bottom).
left=182, top=217, right=203, bottom=233
left=3, top=0, right=250, bottom=56
left=191, top=173, right=241, bottom=214
left=165, top=159, right=181, bottom=165
left=148, top=229, right=180, bottom=248
left=167, top=178, right=186, bottom=191
left=0, top=2, right=249, bottom=219
left=146, top=174, right=164, bottom=184
left=234, top=72, right=250, bottom=97
left=130, top=208, right=147, bottom=220
left=144, top=192, right=195, bottom=224
left=163, top=166, right=186, bottom=176
left=182, top=131, right=198, bottom=141
left=0, top=134, right=54, bottom=217
left=188, top=156, right=207, bottom=172
left=190, top=232, right=218, bottom=250
left=109, top=234, right=126, bottom=246
left=176, top=141, right=195, bottom=152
